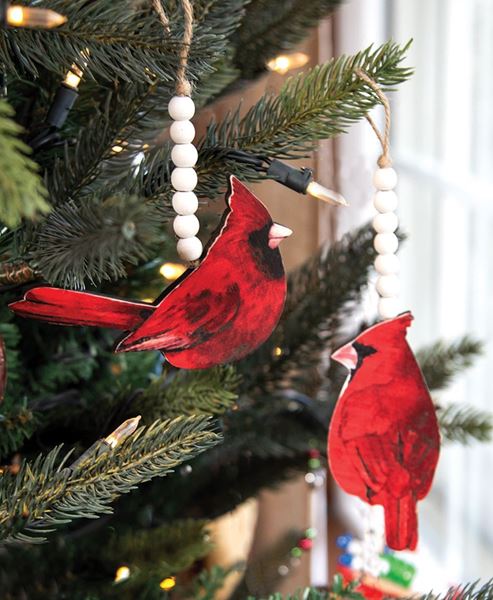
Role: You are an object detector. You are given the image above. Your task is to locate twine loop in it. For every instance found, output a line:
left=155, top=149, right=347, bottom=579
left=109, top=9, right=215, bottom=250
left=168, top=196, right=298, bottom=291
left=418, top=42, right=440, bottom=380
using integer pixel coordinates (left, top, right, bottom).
left=152, top=0, right=193, bottom=97
left=355, top=69, right=392, bottom=168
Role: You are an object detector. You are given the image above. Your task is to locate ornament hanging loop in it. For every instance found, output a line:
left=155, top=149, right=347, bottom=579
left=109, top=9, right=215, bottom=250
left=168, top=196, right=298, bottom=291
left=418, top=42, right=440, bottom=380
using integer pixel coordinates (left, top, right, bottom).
left=354, top=69, right=392, bottom=168
left=356, top=69, right=401, bottom=321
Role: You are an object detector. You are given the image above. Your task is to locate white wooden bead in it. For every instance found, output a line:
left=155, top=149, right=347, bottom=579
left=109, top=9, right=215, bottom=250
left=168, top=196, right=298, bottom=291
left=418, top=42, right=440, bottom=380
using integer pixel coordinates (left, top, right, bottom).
left=373, top=190, right=398, bottom=213
left=173, top=214, right=200, bottom=238
left=378, top=297, right=400, bottom=320
left=376, top=274, right=400, bottom=297
left=177, top=236, right=203, bottom=261
left=373, top=212, right=398, bottom=233
left=374, top=254, right=400, bottom=275
left=171, top=143, right=198, bottom=168
left=171, top=167, right=197, bottom=192
left=373, top=167, right=398, bottom=191
left=374, top=232, right=398, bottom=254
left=172, top=191, right=198, bottom=215
left=170, top=120, right=195, bottom=144
left=168, top=96, right=195, bottom=121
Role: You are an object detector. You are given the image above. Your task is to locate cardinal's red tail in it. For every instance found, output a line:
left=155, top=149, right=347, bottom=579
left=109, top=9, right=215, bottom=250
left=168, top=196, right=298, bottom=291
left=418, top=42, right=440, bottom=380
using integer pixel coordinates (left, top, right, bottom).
left=384, top=494, right=418, bottom=551
left=9, top=287, right=154, bottom=331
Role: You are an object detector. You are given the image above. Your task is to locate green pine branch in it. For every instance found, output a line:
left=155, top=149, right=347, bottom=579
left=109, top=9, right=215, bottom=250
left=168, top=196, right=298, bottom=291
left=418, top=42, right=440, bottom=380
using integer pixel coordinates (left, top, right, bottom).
left=27, top=191, right=165, bottom=288
left=437, top=404, right=493, bottom=445
left=0, top=403, right=36, bottom=457
left=145, top=40, right=412, bottom=202
left=104, top=519, right=212, bottom=583
left=0, top=0, right=245, bottom=82
left=137, top=366, right=240, bottom=421
left=228, top=579, right=493, bottom=600
left=10, top=41, right=411, bottom=290
left=420, top=580, right=493, bottom=600
left=0, top=100, right=50, bottom=227
left=417, top=336, right=483, bottom=392
left=192, top=564, right=246, bottom=600
left=0, top=415, right=220, bottom=544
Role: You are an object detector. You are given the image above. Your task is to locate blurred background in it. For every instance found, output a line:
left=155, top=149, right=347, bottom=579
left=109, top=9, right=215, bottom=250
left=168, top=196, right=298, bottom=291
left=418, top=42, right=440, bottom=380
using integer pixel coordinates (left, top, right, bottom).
left=204, top=0, right=493, bottom=593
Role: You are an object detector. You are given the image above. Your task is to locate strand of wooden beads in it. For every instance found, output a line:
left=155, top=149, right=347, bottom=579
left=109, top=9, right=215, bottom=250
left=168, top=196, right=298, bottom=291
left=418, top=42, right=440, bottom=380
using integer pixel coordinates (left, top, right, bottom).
left=373, top=165, right=400, bottom=319
left=168, top=95, right=202, bottom=262
left=154, top=0, right=202, bottom=262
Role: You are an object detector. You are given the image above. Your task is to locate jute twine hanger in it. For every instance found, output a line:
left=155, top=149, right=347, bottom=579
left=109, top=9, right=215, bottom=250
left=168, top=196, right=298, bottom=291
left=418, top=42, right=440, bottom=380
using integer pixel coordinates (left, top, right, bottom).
left=152, top=0, right=194, bottom=96
left=354, top=68, right=392, bottom=168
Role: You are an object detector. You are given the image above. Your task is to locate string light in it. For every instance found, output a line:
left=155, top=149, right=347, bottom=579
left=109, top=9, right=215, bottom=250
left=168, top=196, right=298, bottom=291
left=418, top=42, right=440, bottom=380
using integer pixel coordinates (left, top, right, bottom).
left=267, top=52, right=309, bottom=75
left=305, top=181, right=348, bottom=207
left=104, top=416, right=141, bottom=449
left=273, top=346, right=283, bottom=357
left=111, top=141, right=129, bottom=155
left=4, top=5, right=66, bottom=29
left=114, top=566, right=131, bottom=583
left=159, top=576, right=176, bottom=591
left=63, top=64, right=84, bottom=91
left=30, top=51, right=89, bottom=151
left=220, top=150, right=348, bottom=208
left=159, top=262, right=186, bottom=281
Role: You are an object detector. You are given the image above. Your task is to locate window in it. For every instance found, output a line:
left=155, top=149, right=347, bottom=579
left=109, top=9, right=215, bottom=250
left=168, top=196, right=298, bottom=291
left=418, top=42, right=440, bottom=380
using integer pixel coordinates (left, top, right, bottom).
left=333, top=0, right=493, bottom=588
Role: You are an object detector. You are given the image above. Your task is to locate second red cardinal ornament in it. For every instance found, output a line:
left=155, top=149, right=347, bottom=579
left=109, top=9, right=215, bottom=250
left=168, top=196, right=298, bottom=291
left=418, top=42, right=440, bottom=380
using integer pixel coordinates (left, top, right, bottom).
left=10, top=177, right=291, bottom=369
left=328, top=313, right=440, bottom=551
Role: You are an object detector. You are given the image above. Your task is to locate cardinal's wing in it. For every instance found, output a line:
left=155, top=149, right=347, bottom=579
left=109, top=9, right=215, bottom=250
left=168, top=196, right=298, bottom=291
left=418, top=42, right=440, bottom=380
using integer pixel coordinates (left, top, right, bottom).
left=347, top=424, right=438, bottom=500
left=116, top=282, right=241, bottom=353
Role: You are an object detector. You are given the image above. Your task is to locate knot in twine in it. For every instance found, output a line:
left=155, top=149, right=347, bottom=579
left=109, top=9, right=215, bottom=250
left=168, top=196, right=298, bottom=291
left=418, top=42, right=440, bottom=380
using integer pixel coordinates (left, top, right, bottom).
left=355, top=68, right=392, bottom=168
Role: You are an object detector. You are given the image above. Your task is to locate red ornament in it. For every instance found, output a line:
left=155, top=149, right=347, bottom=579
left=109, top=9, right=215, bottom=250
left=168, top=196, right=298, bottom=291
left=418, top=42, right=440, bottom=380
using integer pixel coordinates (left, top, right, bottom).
left=10, top=177, right=292, bottom=369
left=298, top=538, right=313, bottom=551
left=328, top=313, right=440, bottom=551
left=308, top=449, right=320, bottom=459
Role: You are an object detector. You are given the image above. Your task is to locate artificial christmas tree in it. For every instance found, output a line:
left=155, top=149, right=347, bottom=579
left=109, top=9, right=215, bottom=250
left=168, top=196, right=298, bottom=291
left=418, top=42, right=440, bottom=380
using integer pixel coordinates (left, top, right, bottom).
left=0, top=1, right=491, bottom=598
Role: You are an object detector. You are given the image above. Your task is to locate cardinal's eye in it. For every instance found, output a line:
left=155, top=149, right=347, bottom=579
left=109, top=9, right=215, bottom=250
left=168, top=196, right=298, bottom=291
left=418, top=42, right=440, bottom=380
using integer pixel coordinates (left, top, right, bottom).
left=353, top=341, right=377, bottom=358
left=350, top=341, right=377, bottom=378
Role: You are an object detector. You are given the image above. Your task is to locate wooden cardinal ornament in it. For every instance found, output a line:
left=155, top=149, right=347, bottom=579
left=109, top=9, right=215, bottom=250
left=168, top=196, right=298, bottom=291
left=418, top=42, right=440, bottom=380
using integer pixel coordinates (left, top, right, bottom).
left=328, top=313, right=440, bottom=551
left=10, top=177, right=292, bottom=369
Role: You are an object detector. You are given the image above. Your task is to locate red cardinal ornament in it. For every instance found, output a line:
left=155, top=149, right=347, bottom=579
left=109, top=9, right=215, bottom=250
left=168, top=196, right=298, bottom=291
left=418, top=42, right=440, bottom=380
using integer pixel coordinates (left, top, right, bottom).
left=10, top=176, right=292, bottom=369
left=328, top=313, right=440, bottom=551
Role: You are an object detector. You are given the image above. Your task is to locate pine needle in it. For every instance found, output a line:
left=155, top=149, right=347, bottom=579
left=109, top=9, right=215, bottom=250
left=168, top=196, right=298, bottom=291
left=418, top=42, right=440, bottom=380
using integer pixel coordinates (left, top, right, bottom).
left=438, top=404, right=493, bottom=445
left=417, top=337, right=483, bottom=392
left=0, top=100, right=50, bottom=227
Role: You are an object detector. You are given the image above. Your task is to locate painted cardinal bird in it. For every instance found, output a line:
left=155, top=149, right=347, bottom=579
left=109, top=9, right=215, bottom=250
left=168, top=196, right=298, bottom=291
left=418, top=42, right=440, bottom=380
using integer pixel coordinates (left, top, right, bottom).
left=328, top=312, right=440, bottom=551
left=10, top=176, right=292, bottom=369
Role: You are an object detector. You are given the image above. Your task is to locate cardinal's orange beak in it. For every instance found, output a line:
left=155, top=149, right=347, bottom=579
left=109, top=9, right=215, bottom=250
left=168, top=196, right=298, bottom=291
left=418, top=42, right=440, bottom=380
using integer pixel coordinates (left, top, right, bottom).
left=268, top=223, right=293, bottom=249
left=331, top=343, right=358, bottom=370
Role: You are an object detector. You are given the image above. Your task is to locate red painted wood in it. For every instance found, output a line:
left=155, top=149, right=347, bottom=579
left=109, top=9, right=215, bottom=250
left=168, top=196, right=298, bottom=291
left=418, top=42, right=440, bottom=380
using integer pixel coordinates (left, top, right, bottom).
left=10, top=177, right=287, bottom=370
left=328, top=313, right=440, bottom=551
left=10, top=287, right=153, bottom=330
